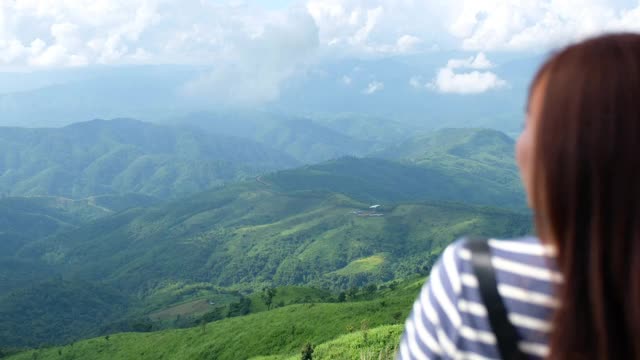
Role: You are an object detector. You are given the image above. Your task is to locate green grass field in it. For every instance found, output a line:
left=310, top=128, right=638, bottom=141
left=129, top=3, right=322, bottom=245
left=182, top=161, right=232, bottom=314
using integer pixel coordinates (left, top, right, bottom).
left=6, top=278, right=423, bottom=360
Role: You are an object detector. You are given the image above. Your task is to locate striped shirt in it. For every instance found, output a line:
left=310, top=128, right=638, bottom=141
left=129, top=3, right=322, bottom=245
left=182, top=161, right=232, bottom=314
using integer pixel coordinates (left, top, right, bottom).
left=398, top=236, right=561, bottom=360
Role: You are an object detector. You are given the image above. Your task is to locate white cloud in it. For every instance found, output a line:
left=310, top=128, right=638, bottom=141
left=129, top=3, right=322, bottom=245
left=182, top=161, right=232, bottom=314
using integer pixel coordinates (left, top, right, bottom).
left=306, top=0, right=443, bottom=56
left=363, top=81, right=384, bottom=94
left=427, top=53, right=506, bottom=94
left=446, top=52, right=493, bottom=70
left=395, top=34, right=422, bottom=53
left=180, top=6, right=319, bottom=105
left=0, top=0, right=161, bottom=68
left=341, top=75, right=352, bottom=85
left=2, top=0, right=640, bottom=73
left=2, top=0, right=640, bottom=103
left=448, top=0, right=640, bottom=51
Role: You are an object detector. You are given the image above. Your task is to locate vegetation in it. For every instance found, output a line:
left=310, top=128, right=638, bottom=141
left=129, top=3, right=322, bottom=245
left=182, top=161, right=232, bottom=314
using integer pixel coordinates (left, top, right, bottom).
left=0, top=195, right=150, bottom=294
left=4, top=278, right=423, bottom=360
left=377, top=128, right=522, bottom=206
left=0, top=279, right=128, bottom=348
left=15, top=186, right=529, bottom=291
left=0, top=118, right=297, bottom=199
left=262, top=325, right=403, bottom=360
left=1, top=186, right=528, bottom=347
left=267, top=128, right=524, bottom=209
left=0, top=124, right=532, bottom=354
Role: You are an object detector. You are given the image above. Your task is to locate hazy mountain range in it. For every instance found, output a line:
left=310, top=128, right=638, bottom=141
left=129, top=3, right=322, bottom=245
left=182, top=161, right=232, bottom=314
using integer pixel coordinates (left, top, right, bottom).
left=0, top=54, right=542, bottom=135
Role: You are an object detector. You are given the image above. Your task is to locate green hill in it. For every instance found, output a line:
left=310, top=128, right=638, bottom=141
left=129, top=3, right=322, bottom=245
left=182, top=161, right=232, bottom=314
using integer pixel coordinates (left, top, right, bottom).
left=0, top=196, right=110, bottom=246
left=0, top=193, right=168, bottom=346
left=0, top=279, right=129, bottom=349
left=5, top=278, right=423, bottom=360
left=266, top=156, right=523, bottom=209
left=261, top=325, right=403, bottom=360
left=376, top=128, right=522, bottom=201
left=0, top=195, right=111, bottom=293
left=0, top=118, right=297, bottom=199
left=18, top=186, right=529, bottom=294
left=0, top=194, right=163, bottom=294
left=2, top=186, right=529, bottom=347
left=309, top=112, right=426, bottom=145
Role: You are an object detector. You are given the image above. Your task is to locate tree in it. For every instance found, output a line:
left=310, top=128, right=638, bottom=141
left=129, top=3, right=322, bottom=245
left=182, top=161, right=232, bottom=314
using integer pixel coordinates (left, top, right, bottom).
left=337, top=292, right=346, bottom=302
left=364, top=283, right=377, bottom=295
left=301, top=342, right=314, bottom=360
left=361, top=319, right=370, bottom=345
left=227, top=297, right=251, bottom=317
left=346, top=286, right=358, bottom=300
left=261, top=287, right=277, bottom=310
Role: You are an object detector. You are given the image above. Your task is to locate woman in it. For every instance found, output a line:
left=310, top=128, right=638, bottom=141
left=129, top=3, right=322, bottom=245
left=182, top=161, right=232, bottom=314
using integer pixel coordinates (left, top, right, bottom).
left=398, top=33, right=640, bottom=359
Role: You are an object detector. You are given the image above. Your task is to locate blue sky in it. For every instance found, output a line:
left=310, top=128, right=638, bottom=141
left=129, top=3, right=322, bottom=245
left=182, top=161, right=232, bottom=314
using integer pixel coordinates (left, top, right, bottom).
left=251, top=0, right=299, bottom=9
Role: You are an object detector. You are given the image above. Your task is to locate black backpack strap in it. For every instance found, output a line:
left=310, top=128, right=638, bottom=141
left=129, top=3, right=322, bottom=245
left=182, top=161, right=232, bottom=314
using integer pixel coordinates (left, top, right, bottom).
left=466, top=238, right=526, bottom=360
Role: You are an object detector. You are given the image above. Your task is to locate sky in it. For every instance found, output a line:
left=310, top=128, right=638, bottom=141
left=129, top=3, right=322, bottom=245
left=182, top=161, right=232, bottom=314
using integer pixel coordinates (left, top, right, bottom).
left=1, top=0, right=639, bottom=98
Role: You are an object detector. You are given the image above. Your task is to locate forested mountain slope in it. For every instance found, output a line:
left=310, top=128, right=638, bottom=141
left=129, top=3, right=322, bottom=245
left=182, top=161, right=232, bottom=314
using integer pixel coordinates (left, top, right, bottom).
left=0, top=118, right=297, bottom=199
left=376, top=128, right=522, bottom=202
left=266, top=156, right=524, bottom=209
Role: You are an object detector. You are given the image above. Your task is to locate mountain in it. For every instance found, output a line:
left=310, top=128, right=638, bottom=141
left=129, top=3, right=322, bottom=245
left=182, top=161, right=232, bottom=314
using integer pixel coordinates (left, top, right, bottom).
left=0, top=128, right=531, bottom=349
left=308, top=113, right=427, bottom=144
left=0, top=279, right=129, bottom=349
left=0, top=57, right=540, bottom=133
left=172, top=111, right=378, bottom=164
left=0, top=65, right=201, bottom=127
left=265, top=156, right=523, bottom=209
left=0, top=118, right=298, bottom=199
left=379, top=127, right=516, bottom=167
left=0, top=196, right=108, bottom=255
left=0, top=194, right=160, bottom=295
left=376, top=127, right=523, bottom=204
left=16, top=178, right=529, bottom=293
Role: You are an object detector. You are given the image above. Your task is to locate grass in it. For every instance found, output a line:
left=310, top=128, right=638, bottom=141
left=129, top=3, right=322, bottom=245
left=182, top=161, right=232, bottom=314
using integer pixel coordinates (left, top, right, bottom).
left=248, top=286, right=333, bottom=313
left=148, top=299, right=213, bottom=322
left=252, top=325, right=403, bottom=360
left=331, top=254, right=386, bottom=276
left=6, top=278, right=423, bottom=360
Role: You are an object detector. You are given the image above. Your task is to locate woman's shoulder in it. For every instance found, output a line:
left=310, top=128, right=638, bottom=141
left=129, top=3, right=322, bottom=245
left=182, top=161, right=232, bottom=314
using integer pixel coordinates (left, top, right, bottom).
left=407, top=236, right=559, bottom=358
left=446, top=236, right=558, bottom=273
left=443, top=236, right=561, bottom=299
left=401, top=236, right=559, bottom=359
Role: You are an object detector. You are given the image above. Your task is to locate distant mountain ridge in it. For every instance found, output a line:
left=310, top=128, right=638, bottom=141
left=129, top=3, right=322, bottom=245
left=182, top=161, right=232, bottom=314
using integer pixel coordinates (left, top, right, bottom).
left=0, top=118, right=298, bottom=199
left=173, top=111, right=379, bottom=164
